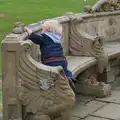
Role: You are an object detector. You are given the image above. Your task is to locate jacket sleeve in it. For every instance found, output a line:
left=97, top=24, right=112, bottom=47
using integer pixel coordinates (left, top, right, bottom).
left=28, top=33, right=44, bottom=45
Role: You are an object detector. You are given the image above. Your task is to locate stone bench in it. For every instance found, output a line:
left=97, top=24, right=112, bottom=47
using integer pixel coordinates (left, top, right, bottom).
left=66, top=9, right=120, bottom=95
left=2, top=1, right=120, bottom=119
left=67, top=32, right=120, bottom=82
left=67, top=56, right=96, bottom=77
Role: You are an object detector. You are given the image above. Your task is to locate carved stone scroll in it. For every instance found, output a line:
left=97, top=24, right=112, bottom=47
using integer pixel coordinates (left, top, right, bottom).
left=68, top=14, right=108, bottom=74
left=12, top=22, right=24, bottom=34
left=17, top=40, right=75, bottom=120
left=91, top=0, right=120, bottom=12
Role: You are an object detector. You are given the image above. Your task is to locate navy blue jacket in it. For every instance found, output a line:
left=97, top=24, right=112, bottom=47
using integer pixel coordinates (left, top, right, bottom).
left=29, top=32, right=76, bottom=81
left=29, top=32, right=64, bottom=61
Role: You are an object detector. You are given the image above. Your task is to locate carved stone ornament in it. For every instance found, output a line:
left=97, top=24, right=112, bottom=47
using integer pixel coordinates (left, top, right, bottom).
left=39, top=78, right=54, bottom=90
left=17, top=40, right=75, bottom=120
left=68, top=14, right=108, bottom=74
left=77, top=67, right=111, bottom=97
left=12, top=22, right=24, bottom=34
left=91, top=0, right=120, bottom=12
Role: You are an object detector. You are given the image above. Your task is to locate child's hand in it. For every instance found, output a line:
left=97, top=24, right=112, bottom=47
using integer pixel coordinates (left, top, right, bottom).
left=24, top=27, right=33, bottom=35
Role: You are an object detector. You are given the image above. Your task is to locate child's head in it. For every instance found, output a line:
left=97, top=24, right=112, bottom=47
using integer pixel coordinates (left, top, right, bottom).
left=41, top=20, right=63, bottom=36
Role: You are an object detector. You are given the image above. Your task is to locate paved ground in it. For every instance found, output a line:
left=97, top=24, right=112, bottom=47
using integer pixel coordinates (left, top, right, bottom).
left=1, top=77, right=120, bottom=120
left=72, top=76, right=120, bottom=120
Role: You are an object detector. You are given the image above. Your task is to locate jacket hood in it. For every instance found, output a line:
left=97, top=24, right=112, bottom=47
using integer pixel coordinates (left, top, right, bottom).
left=45, top=32, right=63, bottom=44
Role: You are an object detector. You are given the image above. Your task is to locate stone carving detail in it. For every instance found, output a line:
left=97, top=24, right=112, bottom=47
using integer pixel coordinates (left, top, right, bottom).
left=77, top=67, right=111, bottom=97
left=79, top=17, right=119, bottom=42
left=12, top=22, right=24, bottom=34
left=91, top=0, right=120, bottom=12
left=92, top=36, right=108, bottom=73
left=68, top=14, right=108, bottom=74
left=17, top=41, right=75, bottom=120
left=103, top=18, right=118, bottom=39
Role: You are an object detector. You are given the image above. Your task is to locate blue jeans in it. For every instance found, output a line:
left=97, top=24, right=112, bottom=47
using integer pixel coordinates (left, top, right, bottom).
left=44, top=60, right=76, bottom=81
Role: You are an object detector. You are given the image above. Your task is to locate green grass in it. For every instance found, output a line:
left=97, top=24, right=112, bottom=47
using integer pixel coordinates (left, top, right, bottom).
left=0, top=0, right=96, bottom=78
left=0, top=0, right=96, bottom=115
left=0, top=89, right=2, bottom=103
left=0, top=89, right=2, bottom=115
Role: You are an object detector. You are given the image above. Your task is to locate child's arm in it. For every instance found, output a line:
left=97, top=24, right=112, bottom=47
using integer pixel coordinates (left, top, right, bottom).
left=29, top=33, right=44, bottom=45
left=24, top=27, right=44, bottom=45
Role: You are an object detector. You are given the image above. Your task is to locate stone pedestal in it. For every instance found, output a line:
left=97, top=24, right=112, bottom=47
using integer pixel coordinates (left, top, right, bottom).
left=97, top=70, right=115, bottom=83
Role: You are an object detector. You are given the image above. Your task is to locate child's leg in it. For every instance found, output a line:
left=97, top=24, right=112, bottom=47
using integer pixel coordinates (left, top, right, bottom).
left=45, top=61, right=76, bottom=92
left=60, top=60, right=77, bottom=83
left=64, top=70, right=77, bottom=84
left=45, top=60, right=76, bottom=82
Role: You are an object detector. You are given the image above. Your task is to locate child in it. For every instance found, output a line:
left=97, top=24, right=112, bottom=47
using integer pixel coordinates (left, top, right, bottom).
left=24, top=20, right=76, bottom=91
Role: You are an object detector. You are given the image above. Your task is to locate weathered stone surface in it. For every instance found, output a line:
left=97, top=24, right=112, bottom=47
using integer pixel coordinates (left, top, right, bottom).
left=77, top=67, right=112, bottom=97
left=85, top=101, right=106, bottom=108
left=72, top=101, right=106, bottom=118
left=85, top=116, right=109, bottom=120
left=93, top=103, right=120, bottom=119
left=67, top=56, right=96, bottom=77
left=75, top=82, right=111, bottom=98
left=17, top=41, right=75, bottom=120
left=97, top=61, right=115, bottom=83
left=69, top=14, right=108, bottom=74
left=54, top=118, right=61, bottom=120
left=72, top=117, right=81, bottom=120
left=113, top=76, right=120, bottom=90
left=76, top=94, right=93, bottom=104
left=0, top=116, right=2, bottom=120
left=62, top=22, right=69, bottom=55
left=111, top=58, right=120, bottom=67
left=111, top=67, right=120, bottom=76
left=12, top=22, right=24, bottom=34
left=3, top=2, right=120, bottom=120
left=97, top=90, right=120, bottom=104
left=92, top=0, right=120, bottom=12
left=98, top=70, right=115, bottom=83
left=2, top=31, right=76, bottom=120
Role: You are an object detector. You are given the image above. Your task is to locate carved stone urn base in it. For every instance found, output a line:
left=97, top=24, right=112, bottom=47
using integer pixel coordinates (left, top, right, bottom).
left=76, top=77, right=111, bottom=98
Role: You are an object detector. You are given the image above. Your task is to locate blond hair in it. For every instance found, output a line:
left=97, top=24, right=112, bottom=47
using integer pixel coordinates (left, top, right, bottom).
left=42, top=20, right=63, bottom=35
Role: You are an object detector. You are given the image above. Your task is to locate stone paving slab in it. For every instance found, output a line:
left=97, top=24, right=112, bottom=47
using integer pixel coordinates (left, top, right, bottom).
left=112, top=76, right=120, bottom=90
left=0, top=116, right=2, bottom=120
left=76, top=95, right=94, bottom=104
left=97, top=90, right=120, bottom=104
left=93, top=103, right=120, bottom=120
left=72, top=101, right=106, bottom=118
left=84, top=116, right=109, bottom=120
left=72, top=116, right=81, bottom=120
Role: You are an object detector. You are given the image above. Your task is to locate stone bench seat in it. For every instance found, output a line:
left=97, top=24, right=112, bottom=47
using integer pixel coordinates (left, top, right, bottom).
left=67, top=41, right=120, bottom=78
left=105, top=41, right=120, bottom=59
left=67, top=56, right=96, bottom=77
